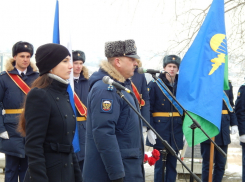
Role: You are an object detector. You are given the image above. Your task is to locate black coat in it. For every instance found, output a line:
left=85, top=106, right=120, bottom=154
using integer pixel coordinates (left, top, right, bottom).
left=0, top=66, right=38, bottom=158
left=24, top=79, right=82, bottom=182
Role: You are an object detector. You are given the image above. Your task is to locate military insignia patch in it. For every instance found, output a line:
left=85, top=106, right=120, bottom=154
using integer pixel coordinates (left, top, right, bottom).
left=147, top=88, right=150, bottom=92
left=101, top=99, right=113, bottom=113
left=238, top=92, right=240, bottom=97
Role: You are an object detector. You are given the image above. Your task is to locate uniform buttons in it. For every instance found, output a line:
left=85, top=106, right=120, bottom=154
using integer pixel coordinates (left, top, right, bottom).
left=56, top=97, right=59, bottom=101
left=65, top=115, right=67, bottom=118
left=73, top=115, right=75, bottom=118
left=67, top=132, right=69, bottom=135
left=30, top=176, right=32, bottom=179
left=71, top=162, right=73, bottom=166
left=64, top=163, right=67, bottom=167
left=73, top=131, right=75, bottom=134
left=158, top=120, right=160, bottom=122
left=67, top=99, right=70, bottom=102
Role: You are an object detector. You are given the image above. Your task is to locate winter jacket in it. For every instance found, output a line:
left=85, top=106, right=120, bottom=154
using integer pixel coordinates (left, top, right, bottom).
left=146, top=73, right=183, bottom=150
left=24, top=78, right=82, bottom=182
left=0, top=59, right=38, bottom=158
left=83, top=61, right=145, bottom=182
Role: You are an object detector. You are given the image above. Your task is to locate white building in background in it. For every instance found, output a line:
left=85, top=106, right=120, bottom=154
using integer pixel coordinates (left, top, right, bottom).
left=0, top=52, right=11, bottom=72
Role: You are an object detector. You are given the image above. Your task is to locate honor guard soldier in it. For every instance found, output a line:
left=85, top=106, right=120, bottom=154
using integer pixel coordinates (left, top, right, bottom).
left=83, top=39, right=145, bottom=182
left=0, top=41, right=38, bottom=182
left=72, top=50, right=89, bottom=173
left=146, top=55, right=183, bottom=182
left=131, top=60, right=150, bottom=133
left=235, top=82, right=245, bottom=182
left=201, top=81, right=238, bottom=182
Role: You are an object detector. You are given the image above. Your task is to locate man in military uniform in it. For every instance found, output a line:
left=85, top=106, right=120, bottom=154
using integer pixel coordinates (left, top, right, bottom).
left=201, top=81, right=238, bottom=182
left=131, top=59, right=150, bottom=132
left=146, top=55, right=183, bottom=182
left=83, top=39, right=145, bottom=182
left=0, top=41, right=39, bottom=182
left=72, top=50, right=89, bottom=173
left=235, top=82, right=245, bottom=182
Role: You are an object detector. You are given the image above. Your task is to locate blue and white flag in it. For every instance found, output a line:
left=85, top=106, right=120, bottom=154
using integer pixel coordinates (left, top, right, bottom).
left=52, top=0, right=80, bottom=152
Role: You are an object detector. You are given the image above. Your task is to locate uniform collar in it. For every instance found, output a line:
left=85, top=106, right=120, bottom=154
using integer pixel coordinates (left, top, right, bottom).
left=15, top=68, right=27, bottom=75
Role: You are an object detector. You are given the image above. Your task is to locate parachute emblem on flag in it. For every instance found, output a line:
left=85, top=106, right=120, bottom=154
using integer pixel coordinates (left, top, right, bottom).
left=209, top=34, right=226, bottom=75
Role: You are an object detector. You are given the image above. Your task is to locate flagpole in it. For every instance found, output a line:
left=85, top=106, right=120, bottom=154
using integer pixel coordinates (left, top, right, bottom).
left=208, top=137, right=215, bottom=182
left=190, top=125, right=195, bottom=182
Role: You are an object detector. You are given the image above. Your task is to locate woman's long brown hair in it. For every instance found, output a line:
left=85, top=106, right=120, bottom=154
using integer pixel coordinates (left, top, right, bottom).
left=18, top=74, right=53, bottom=136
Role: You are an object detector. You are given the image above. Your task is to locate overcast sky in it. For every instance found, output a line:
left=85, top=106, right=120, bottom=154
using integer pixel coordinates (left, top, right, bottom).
left=0, top=0, right=211, bottom=69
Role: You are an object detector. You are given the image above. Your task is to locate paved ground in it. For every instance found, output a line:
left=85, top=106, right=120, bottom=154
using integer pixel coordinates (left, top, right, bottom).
left=0, top=134, right=242, bottom=181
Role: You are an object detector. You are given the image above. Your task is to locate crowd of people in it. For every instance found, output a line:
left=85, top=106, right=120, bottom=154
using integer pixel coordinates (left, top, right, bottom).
left=0, top=39, right=244, bottom=182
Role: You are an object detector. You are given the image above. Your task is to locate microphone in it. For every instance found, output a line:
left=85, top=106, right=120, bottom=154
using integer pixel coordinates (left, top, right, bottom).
left=138, top=67, right=164, bottom=74
left=102, top=76, right=131, bottom=93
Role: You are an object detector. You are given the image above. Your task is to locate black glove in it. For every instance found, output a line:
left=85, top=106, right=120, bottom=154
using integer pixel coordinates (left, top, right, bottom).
left=111, top=178, right=123, bottom=182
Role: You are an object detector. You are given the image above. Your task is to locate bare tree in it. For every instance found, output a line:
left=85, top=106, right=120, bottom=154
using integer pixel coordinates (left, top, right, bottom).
left=167, top=0, right=245, bottom=86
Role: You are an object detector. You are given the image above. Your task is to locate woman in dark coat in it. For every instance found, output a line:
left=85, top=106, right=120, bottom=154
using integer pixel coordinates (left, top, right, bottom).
left=18, top=43, right=83, bottom=182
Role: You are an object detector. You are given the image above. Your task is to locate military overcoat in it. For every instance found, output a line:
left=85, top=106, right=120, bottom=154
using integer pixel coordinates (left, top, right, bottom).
left=0, top=60, right=38, bottom=158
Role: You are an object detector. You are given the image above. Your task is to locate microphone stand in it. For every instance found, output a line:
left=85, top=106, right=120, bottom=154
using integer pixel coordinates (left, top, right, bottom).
left=115, top=89, right=202, bottom=182
left=150, top=73, right=226, bottom=182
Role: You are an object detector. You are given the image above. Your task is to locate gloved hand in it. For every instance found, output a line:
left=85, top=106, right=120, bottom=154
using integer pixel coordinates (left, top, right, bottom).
left=240, top=135, right=245, bottom=143
left=111, top=177, right=123, bottom=182
left=142, top=126, right=147, bottom=133
left=0, top=131, right=9, bottom=139
left=230, top=125, right=238, bottom=135
left=147, top=130, right=157, bottom=145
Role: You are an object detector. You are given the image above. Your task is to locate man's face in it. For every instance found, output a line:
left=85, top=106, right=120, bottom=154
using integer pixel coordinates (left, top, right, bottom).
left=164, top=63, right=179, bottom=77
left=14, top=52, right=31, bottom=71
left=73, top=60, right=83, bottom=75
left=118, top=57, right=138, bottom=79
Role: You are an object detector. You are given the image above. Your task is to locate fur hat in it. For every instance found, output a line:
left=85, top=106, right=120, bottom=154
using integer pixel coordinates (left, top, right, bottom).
left=105, top=39, right=140, bottom=59
left=163, top=55, right=181, bottom=68
left=72, top=50, right=85, bottom=63
left=12, top=41, right=34, bottom=57
left=35, top=43, right=71, bottom=76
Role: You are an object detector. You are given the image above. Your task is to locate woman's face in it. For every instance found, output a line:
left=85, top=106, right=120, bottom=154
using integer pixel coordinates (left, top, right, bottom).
left=51, top=56, right=73, bottom=80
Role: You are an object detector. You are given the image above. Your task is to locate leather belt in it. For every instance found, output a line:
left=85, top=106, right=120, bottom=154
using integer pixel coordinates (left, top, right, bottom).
left=43, top=142, right=73, bottom=154
left=152, top=112, right=180, bottom=117
left=4, top=109, right=23, bottom=114
left=76, top=117, right=86, bottom=121
left=222, top=110, right=228, bottom=114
